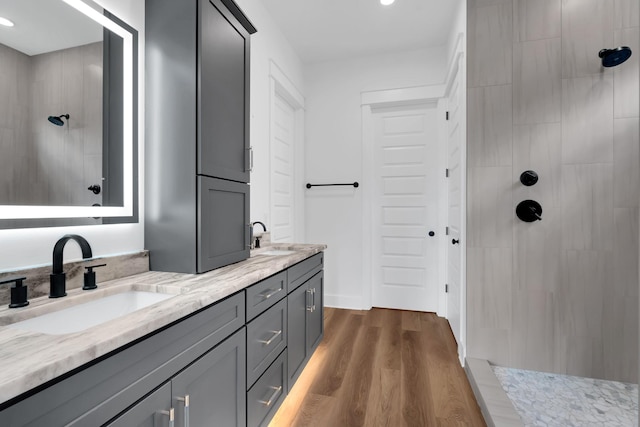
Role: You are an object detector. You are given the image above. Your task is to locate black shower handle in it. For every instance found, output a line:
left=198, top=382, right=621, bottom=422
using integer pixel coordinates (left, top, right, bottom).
left=452, top=239, right=459, bottom=245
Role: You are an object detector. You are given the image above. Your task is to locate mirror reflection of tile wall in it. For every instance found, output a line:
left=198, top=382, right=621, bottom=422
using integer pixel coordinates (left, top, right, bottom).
left=0, top=41, right=103, bottom=207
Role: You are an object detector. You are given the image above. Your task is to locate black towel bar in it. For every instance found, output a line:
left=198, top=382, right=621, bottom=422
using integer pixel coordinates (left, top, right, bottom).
left=306, top=182, right=359, bottom=189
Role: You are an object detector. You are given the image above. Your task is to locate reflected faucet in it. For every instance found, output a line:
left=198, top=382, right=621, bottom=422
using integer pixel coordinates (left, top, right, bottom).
left=50, top=234, right=93, bottom=298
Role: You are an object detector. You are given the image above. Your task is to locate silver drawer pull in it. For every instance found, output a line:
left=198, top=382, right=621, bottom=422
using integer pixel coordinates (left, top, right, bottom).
left=258, top=288, right=280, bottom=300
left=159, top=408, right=175, bottom=427
left=258, top=385, right=282, bottom=407
left=176, top=395, right=190, bottom=427
left=306, top=288, right=313, bottom=312
left=257, top=330, right=282, bottom=346
left=312, top=288, right=316, bottom=312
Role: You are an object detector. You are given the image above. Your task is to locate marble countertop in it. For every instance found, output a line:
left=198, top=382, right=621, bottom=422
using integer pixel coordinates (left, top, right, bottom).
left=0, top=243, right=326, bottom=404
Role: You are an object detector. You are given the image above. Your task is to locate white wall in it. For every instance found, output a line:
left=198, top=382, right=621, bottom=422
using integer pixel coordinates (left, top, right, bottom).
left=304, top=47, right=447, bottom=309
left=0, top=0, right=145, bottom=271
left=234, top=0, right=305, bottom=228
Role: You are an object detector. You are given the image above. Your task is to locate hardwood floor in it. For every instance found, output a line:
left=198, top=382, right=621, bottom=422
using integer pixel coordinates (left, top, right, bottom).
left=269, top=308, right=486, bottom=427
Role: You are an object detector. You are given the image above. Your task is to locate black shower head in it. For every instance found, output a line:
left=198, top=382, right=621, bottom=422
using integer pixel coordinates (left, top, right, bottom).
left=47, top=114, right=70, bottom=126
left=599, top=46, right=632, bottom=67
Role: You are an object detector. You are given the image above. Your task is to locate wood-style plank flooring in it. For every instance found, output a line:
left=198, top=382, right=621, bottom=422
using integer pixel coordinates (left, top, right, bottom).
left=269, top=308, right=486, bottom=427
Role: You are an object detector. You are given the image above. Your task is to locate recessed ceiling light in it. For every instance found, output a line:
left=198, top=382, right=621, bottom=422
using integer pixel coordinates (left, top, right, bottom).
left=0, top=16, right=14, bottom=27
left=380, top=0, right=395, bottom=5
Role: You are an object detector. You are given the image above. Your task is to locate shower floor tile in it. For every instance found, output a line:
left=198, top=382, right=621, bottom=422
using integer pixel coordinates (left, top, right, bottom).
left=492, top=366, right=638, bottom=427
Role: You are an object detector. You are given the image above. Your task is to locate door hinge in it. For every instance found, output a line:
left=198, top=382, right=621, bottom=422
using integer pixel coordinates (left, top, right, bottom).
left=446, top=111, right=449, bottom=120
left=446, top=226, right=449, bottom=235
left=445, top=168, right=449, bottom=178
left=445, top=284, right=449, bottom=293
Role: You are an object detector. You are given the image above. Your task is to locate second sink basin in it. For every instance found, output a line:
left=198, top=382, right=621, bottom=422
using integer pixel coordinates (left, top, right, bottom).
left=7, top=291, right=173, bottom=335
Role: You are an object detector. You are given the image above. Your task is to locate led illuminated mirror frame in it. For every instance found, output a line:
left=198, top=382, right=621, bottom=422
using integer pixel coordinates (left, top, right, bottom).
left=0, top=0, right=137, bottom=227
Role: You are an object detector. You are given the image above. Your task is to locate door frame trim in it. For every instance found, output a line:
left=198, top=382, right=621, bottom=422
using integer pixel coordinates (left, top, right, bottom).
left=269, top=60, right=305, bottom=243
left=361, top=84, right=447, bottom=314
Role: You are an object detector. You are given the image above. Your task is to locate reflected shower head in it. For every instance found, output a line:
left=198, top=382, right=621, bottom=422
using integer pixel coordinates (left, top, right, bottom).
left=599, top=47, right=632, bottom=67
left=47, top=114, right=70, bottom=126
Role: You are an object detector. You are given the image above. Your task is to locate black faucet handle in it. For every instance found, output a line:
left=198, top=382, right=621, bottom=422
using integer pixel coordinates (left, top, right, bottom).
left=83, top=264, right=106, bottom=290
left=0, top=276, right=29, bottom=308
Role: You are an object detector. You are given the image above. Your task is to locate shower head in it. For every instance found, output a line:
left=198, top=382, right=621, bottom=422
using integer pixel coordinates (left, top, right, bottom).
left=47, top=114, right=70, bottom=126
left=599, top=46, right=632, bottom=67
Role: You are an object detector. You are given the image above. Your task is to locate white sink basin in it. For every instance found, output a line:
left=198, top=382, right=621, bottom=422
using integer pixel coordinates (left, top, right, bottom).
left=258, top=249, right=296, bottom=256
left=8, top=291, right=173, bottom=335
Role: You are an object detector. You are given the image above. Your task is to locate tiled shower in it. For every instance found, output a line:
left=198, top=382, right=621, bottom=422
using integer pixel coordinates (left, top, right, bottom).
left=466, top=0, right=639, bottom=423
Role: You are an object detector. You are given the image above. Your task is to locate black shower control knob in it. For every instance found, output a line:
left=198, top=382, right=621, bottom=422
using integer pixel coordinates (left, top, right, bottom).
left=88, top=185, right=101, bottom=194
left=516, top=200, right=543, bottom=222
left=520, top=170, right=538, bottom=186
left=428, top=231, right=435, bottom=237
left=452, top=239, right=459, bottom=245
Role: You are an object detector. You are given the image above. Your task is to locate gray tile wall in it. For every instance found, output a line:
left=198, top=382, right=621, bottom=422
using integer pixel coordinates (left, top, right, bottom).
left=0, top=42, right=102, bottom=207
left=467, top=0, right=639, bottom=382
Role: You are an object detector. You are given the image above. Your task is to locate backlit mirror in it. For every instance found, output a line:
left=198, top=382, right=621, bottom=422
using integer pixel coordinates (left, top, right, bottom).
left=0, top=0, right=138, bottom=228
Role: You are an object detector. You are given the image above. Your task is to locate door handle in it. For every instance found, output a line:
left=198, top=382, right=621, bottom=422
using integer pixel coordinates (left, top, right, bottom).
left=176, top=395, right=189, bottom=427
left=452, top=238, right=459, bottom=245
left=306, top=288, right=313, bottom=312
left=158, top=408, right=175, bottom=427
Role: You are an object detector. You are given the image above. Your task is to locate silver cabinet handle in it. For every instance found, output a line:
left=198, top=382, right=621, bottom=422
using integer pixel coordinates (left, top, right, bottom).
left=312, top=288, right=316, bottom=312
left=306, top=288, right=313, bottom=312
left=259, top=288, right=280, bottom=300
left=176, top=395, right=189, bottom=427
left=257, top=330, right=282, bottom=346
left=246, top=146, right=254, bottom=172
left=258, top=386, right=282, bottom=407
left=159, top=408, right=175, bottom=427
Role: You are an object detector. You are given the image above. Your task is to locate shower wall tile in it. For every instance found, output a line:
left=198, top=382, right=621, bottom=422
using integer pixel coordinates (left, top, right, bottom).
left=468, top=247, right=513, bottom=328
left=603, top=208, right=639, bottom=382
left=614, top=27, right=640, bottom=118
left=561, top=75, right=614, bottom=165
left=467, top=326, right=511, bottom=367
left=513, top=205, right=562, bottom=293
left=561, top=0, right=614, bottom=78
left=564, top=335, right=605, bottom=379
left=468, top=85, right=513, bottom=167
left=468, top=166, right=513, bottom=248
left=614, top=118, right=640, bottom=208
left=561, top=164, right=614, bottom=250
left=513, top=38, right=561, bottom=124
left=614, top=0, right=640, bottom=29
left=511, top=290, right=556, bottom=372
left=513, top=123, right=562, bottom=206
left=515, top=0, right=561, bottom=42
left=468, top=2, right=513, bottom=87
left=558, top=250, right=610, bottom=339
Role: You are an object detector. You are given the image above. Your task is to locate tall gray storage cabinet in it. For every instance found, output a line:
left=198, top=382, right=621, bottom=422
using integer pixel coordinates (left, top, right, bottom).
left=145, top=0, right=256, bottom=273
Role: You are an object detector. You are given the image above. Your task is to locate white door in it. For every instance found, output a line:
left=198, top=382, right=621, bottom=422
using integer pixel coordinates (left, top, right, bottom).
left=447, top=61, right=464, bottom=353
left=270, top=91, right=295, bottom=243
left=371, top=102, right=440, bottom=312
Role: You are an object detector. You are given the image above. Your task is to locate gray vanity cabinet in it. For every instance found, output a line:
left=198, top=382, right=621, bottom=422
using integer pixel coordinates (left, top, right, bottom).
left=145, top=0, right=256, bottom=274
left=104, top=383, right=173, bottom=427
left=286, top=254, right=324, bottom=389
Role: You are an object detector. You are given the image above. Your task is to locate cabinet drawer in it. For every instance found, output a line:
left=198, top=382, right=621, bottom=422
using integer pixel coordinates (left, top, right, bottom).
left=245, top=271, right=286, bottom=321
left=247, top=350, right=287, bottom=427
left=246, top=299, right=287, bottom=387
left=287, top=252, right=323, bottom=293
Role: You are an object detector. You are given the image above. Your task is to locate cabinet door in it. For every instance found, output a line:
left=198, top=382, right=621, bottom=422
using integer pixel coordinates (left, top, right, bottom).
left=306, top=271, right=324, bottom=354
left=198, top=176, right=250, bottom=273
left=286, top=280, right=309, bottom=388
left=106, top=382, right=172, bottom=427
left=199, top=0, right=250, bottom=183
left=171, top=328, right=246, bottom=427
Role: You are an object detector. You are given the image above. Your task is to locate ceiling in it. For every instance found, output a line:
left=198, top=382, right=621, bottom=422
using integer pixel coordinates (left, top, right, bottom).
left=261, top=0, right=460, bottom=64
left=0, top=0, right=103, bottom=56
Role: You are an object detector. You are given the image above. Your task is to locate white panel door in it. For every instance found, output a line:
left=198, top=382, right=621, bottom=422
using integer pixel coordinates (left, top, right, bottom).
left=372, top=103, right=440, bottom=312
left=447, top=61, right=463, bottom=349
left=270, top=91, right=295, bottom=242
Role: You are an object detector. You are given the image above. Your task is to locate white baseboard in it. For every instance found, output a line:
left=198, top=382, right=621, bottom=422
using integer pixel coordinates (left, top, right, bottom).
left=324, top=293, right=368, bottom=310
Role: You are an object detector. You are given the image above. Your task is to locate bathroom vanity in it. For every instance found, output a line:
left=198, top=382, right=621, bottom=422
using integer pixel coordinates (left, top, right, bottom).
left=0, top=246, right=325, bottom=427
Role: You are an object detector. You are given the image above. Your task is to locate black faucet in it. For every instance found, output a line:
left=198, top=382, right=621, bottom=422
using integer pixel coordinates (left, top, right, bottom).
left=251, top=221, right=267, bottom=248
left=50, top=234, right=93, bottom=298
